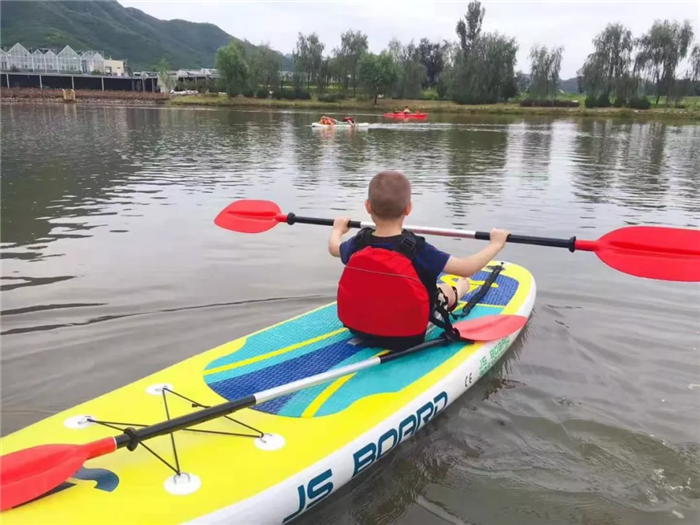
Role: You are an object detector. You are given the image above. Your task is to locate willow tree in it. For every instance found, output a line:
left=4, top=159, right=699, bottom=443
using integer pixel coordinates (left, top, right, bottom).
left=293, top=33, right=325, bottom=91
left=450, top=32, right=518, bottom=104
left=635, top=19, right=694, bottom=105
left=579, top=23, right=634, bottom=101
left=388, top=39, right=426, bottom=99
left=529, top=45, right=563, bottom=99
left=249, top=43, right=281, bottom=94
left=334, top=30, right=368, bottom=96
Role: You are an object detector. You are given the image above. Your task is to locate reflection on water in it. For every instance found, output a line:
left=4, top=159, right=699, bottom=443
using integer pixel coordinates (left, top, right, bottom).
left=2, top=106, right=699, bottom=524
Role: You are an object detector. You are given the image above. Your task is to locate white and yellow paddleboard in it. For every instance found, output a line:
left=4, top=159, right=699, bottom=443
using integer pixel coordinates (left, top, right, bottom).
left=1, top=262, right=535, bottom=524
left=310, top=122, right=369, bottom=129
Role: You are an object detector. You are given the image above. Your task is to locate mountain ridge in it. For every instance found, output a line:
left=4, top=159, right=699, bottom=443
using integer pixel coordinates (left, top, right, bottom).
left=1, top=0, right=292, bottom=71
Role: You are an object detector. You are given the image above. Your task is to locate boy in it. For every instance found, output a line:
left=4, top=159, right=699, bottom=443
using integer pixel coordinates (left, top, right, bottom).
left=328, top=170, right=509, bottom=350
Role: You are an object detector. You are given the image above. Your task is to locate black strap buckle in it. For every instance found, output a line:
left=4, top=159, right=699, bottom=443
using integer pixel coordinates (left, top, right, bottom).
left=396, top=235, right=418, bottom=260
left=430, top=295, right=462, bottom=342
left=354, top=228, right=374, bottom=250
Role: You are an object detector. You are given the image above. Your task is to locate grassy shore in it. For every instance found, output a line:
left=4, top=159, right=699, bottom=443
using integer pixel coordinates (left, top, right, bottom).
left=168, top=93, right=700, bottom=119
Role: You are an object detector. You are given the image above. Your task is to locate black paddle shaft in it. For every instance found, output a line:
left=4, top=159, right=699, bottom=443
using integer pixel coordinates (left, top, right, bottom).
left=286, top=213, right=363, bottom=229
left=285, top=213, right=577, bottom=252
left=475, top=231, right=577, bottom=252
left=113, top=395, right=257, bottom=451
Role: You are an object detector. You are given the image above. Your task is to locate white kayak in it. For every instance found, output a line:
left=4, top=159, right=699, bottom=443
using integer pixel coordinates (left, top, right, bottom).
left=311, top=122, right=369, bottom=129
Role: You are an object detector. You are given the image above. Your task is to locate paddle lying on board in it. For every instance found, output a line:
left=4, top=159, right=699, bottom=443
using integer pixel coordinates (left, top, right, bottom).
left=215, top=200, right=700, bottom=282
left=0, top=314, right=526, bottom=511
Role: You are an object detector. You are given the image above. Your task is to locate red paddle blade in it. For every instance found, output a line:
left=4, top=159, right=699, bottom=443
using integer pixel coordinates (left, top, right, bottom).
left=453, top=314, right=528, bottom=341
left=577, top=226, right=700, bottom=282
left=0, top=438, right=115, bottom=511
left=215, top=200, right=285, bottom=234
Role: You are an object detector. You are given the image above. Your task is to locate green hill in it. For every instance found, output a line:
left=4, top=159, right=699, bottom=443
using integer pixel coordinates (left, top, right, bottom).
left=1, top=0, right=292, bottom=71
left=560, top=77, right=580, bottom=94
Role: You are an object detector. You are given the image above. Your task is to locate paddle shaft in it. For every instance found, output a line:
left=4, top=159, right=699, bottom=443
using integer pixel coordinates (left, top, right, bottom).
left=113, top=336, right=448, bottom=450
left=284, top=213, right=578, bottom=251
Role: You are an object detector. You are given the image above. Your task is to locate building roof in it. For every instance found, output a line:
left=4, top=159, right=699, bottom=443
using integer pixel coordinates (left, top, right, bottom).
left=81, top=50, right=104, bottom=60
left=57, top=45, right=79, bottom=57
left=2, top=43, right=123, bottom=64
left=8, top=43, right=30, bottom=55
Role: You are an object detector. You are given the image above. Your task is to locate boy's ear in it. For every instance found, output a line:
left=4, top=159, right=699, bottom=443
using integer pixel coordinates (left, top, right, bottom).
left=365, top=199, right=372, bottom=214
left=405, top=201, right=412, bottom=216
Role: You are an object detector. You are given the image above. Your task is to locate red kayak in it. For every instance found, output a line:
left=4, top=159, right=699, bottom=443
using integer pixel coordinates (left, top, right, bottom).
left=383, top=112, right=428, bottom=119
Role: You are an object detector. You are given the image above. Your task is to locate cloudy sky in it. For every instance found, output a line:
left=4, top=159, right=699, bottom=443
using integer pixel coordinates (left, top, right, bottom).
left=121, top=1, right=700, bottom=78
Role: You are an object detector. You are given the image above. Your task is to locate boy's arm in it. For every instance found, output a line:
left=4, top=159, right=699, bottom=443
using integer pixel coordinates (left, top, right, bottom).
left=443, top=228, right=510, bottom=277
left=328, top=216, right=351, bottom=258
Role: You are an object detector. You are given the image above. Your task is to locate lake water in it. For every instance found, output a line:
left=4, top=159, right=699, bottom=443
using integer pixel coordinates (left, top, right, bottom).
left=1, top=105, right=699, bottom=524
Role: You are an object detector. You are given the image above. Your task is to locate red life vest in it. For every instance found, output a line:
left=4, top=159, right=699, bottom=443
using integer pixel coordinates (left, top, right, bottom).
left=337, top=230, right=431, bottom=339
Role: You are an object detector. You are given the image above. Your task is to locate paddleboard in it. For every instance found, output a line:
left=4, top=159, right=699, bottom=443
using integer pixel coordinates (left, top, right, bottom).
left=0, top=261, right=535, bottom=524
left=310, top=122, right=369, bottom=129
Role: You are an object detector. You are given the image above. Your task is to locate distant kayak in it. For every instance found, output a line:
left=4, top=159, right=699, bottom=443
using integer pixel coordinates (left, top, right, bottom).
left=311, top=122, right=369, bottom=129
left=383, top=112, right=428, bottom=119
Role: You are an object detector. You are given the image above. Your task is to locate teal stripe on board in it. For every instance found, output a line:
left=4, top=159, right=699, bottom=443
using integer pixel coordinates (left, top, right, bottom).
left=205, top=330, right=351, bottom=385
left=270, top=321, right=451, bottom=417
left=316, top=306, right=503, bottom=416
left=275, top=345, right=379, bottom=417
left=273, top=305, right=501, bottom=417
left=314, top=305, right=501, bottom=417
left=204, top=304, right=342, bottom=371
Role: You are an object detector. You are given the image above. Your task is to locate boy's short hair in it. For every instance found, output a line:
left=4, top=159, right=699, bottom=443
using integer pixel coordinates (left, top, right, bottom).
left=368, top=171, right=411, bottom=219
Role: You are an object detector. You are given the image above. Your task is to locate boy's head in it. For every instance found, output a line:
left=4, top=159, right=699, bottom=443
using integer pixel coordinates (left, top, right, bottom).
left=366, top=171, right=412, bottom=222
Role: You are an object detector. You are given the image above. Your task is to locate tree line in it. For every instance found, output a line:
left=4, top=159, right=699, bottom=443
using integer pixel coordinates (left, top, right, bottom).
left=210, top=1, right=699, bottom=108
left=579, top=20, right=698, bottom=107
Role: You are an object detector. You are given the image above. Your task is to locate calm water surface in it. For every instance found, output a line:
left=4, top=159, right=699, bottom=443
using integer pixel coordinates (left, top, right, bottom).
left=2, top=105, right=699, bottom=524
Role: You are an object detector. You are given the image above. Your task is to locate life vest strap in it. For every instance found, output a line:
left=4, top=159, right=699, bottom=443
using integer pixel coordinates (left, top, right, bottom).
left=353, top=228, right=423, bottom=261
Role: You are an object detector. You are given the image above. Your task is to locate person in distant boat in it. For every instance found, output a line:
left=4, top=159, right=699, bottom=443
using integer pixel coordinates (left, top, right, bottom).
left=328, top=170, right=510, bottom=352
left=343, top=116, right=356, bottom=126
left=320, top=116, right=337, bottom=126
left=403, top=106, right=411, bottom=113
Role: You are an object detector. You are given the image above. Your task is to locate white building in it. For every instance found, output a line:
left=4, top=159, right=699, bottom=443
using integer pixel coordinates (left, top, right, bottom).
left=43, top=50, right=58, bottom=72
left=56, top=45, right=81, bottom=72
left=81, top=50, right=105, bottom=74
left=2, top=44, right=126, bottom=75
left=6, top=43, right=32, bottom=70
left=32, top=49, right=45, bottom=71
left=103, top=58, right=125, bottom=76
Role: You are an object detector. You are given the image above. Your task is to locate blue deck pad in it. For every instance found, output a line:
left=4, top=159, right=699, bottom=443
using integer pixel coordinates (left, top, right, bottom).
left=207, top=331, right=368, bottom=404
left=309, top=304, right=499, bottom=417
left=204, top=305, right=344, bottom=372
left=441, top=268, right=517, bottom=307
left=204, top=269, right=518, bottom=417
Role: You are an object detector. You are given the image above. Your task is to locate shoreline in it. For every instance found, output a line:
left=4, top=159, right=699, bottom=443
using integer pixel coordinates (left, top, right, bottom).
left=167, top=94, right=700, bottom=120
left=0, top=87, right=168, bottom=106
left=2, top=88, right=698, bottom=119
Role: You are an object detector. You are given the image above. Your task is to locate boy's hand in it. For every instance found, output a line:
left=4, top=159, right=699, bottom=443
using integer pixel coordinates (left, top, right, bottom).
left=333, top=216, right=351, bottom=235
left=489, top=228, right=510, bottom=248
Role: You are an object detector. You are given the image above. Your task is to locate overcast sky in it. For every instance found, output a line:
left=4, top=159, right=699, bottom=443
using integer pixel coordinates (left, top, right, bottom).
left=121, top=1, right=700, bottom=78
